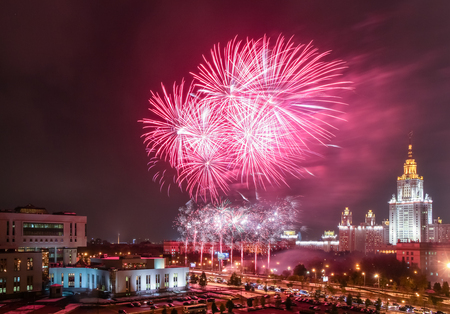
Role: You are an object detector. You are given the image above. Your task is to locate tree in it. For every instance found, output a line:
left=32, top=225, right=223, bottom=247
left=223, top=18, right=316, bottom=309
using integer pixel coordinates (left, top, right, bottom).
left=365, top=298, right=372, bottom=308
left=356, top=293, right=363, bottom=304
left=287, top=281, right=294, bottom=289
left=434, top=282, right=442, bottom=294
left=199, top=271, right=208, bottom=287
left=285, top=297, right=292, bottom=310
left=375, top=298, right=382, bottom=311
left=212, top=302, right=219, bottom=314
left=219, top=303, right=226, bottom=314
left=228, top=272, right=241, bottom=286
left=293, top=264, right=307, bottom=277
left=442, top=281, right=449, bottom=297
left=254, top=297, right=259, bottom=307
left=190, top=274, right=199, bottom=284
left=171, top=309, right=178, bottom=314
left=260, top=296, right=266, bottom=307
left=226, top=299, right=234, bottom=313
left=346, top=294, right=353, bottom=306
left=247, top=298, right=253, bottom=307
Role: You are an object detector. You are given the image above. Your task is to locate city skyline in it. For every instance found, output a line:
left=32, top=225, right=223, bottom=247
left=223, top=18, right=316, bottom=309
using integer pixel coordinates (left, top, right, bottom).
left=1, top=1, right=450, bottom=242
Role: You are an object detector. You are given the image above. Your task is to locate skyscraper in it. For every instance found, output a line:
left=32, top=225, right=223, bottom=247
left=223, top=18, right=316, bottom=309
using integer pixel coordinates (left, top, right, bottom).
left=389, top=138, right=432, bottom=244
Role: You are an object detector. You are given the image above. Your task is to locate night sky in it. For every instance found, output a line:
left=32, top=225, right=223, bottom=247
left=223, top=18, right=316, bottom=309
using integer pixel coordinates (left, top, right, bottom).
left=1, top=1, right=450, bottom=243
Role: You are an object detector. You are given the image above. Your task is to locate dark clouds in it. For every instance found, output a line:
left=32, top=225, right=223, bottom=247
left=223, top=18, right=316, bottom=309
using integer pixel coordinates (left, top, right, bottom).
left=1, top=1, right=450, bottom=242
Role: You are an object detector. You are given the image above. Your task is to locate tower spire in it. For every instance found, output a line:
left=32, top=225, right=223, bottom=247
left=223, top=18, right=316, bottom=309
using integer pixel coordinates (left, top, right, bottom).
left=408, top=131, right=413, bottom=159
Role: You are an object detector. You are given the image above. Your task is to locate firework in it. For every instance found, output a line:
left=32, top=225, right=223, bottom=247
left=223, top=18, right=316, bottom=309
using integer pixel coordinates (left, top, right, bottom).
left=141, top=35, right=350, bottom=203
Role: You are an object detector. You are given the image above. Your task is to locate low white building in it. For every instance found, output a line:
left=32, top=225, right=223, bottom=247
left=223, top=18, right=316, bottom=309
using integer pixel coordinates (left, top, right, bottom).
left=49, top=255, right=189, bottom=296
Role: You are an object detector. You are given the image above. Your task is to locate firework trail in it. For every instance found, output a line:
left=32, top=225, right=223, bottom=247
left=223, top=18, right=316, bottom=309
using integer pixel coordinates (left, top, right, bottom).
left=141, top=35, right=351, bottom=203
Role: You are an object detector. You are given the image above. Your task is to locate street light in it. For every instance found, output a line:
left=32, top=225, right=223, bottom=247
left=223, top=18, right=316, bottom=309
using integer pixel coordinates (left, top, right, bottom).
left=375, top=274, right=380, bottom=288
left=362, top=272, right=366, bottom=286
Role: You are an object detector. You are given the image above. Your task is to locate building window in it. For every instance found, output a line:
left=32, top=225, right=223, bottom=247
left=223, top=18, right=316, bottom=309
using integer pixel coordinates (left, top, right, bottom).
left=146, top=275, right=151, bottom=290
left=6, top=221, right=9, bottom=236
left=70, top=223, right=73, bottom=237
left=87, top=274, right=90, bottom=289
left=164, top=274, right=169, bottom=288
left=68, top=273, right=75, bottom=287
left=173, top=273, right=178, bottom=288
left=61, top=273, right=64, bottom=286
left=80, top=273, right=82, bottom=288
left=12, top=221, right=15, bottom=236
left=22, top=223, right=64, bottom=236
left=13, top=276, right=20, bottom=292
left=50, top=273, right=54, bottom=284
left=136, top=276, right=141, bottom=291
left=75, top=223, right=77, bottom=236
left=156, top=274, right=160, bottom=289
left=125, top=276, right=130, bottom=293
left=0, top=278, right=6, bottom=294
left=0, top=259, right=6, bottom=273
left=27, top=276, right=33, bottom=291
left=92, top=274, right=94, bottom=289
left=27, top=258, right=33, bottom=271
left=14, top=258, right=21, bottom=271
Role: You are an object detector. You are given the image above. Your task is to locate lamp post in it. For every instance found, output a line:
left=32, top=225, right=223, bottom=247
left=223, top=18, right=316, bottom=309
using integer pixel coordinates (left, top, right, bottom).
left=375, top=274, right=380, bottom=289
left=362, top=272, right=366, bottom=286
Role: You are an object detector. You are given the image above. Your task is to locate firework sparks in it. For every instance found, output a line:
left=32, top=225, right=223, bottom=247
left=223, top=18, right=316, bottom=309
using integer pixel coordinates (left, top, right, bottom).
left=141, top=35, right=351, bottom=203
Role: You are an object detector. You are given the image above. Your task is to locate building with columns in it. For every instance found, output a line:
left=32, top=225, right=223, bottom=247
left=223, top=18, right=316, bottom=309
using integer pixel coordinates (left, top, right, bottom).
left=388, top=141, right=433, bottom=244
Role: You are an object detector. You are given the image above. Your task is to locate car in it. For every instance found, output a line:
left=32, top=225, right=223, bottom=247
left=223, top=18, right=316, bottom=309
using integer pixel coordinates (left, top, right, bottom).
left=199, top=294, right=208, bottom=299
left=167, top=303, right=175, bottom=307
left=176, top=297, right=184, bottom=302
left=190, top=296, right=198, bottom=300
left=118, top=310, right=128, bottom=314
left=313, top=306, right=321, bottom=311
left=198, top=300, right=207, bottom=304
left=146, top=301, right=154, bottom=305
left=132, top=302, right=141, bottom=307
left=263, top=295, right=270, bottom=298
left=234, top=304, right=244, bottom=308
left=207, top=298, right=215, bottom=302
left=167, top=298, right=173, bottom=303
left=183, top=302, right=190, bottom=305
left=274, top=295, right=281, bottom=299
left=150, top=305, right=158, bottom=309
left=127, top=303, right=135, bottom=308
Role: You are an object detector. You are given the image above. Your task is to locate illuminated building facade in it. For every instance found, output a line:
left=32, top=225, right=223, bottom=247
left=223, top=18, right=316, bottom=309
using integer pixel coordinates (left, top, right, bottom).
left=296, top=231, right=339, bottom=252
left=338, top=208, right=388, bottom=254
left=0, top=251, right=42, bottom=296
left=396, top=242, right=450, bottom=285
left=389, top=142, right=432, bottom=244
left=427, top=218, right=450, bottom=243
left=0, top=204, right=87, bottom=298
left=49, top=255, right=189, bottom=296
left=0, top=205, right=86, bottom=265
